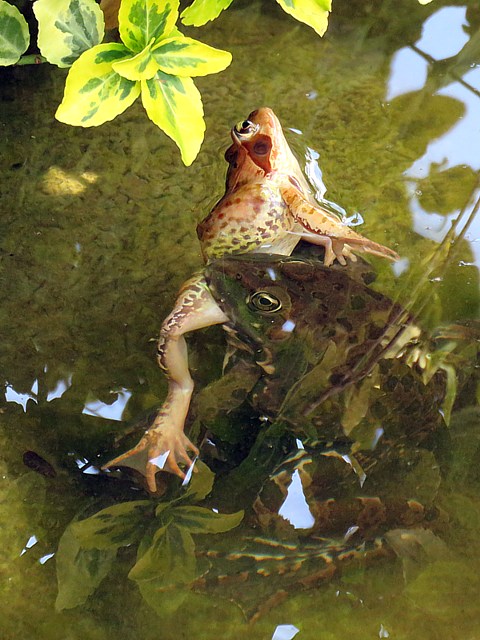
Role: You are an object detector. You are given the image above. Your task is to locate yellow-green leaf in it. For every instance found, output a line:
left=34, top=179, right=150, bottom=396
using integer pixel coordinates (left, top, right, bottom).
left=119, top=0, right=179, bottom=53
left=152, top=35, right=231, bottom=77
left=275, top=0, right=331, bottom=37
left=34, top=0, right=105, bottom=68
left=0, top=0, right=29, bottom=66
left=180, top=0, right=234, bottom=27
left=56, top=43, right=141, bottom=126
left=141, top=72, right=205, bottom=165
left=112, top=37, right=160, bottom=80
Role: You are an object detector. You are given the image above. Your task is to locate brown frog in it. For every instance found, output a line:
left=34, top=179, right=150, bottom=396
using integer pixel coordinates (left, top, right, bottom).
left=197, top=108, right=400, bottom=266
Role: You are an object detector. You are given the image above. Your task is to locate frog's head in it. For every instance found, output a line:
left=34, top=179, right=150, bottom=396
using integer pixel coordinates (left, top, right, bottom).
left=206, top=254, right=407, bottom=378
left=205, top=254, right=316, bottom=351
left=225, top=108, right=306, bottom=189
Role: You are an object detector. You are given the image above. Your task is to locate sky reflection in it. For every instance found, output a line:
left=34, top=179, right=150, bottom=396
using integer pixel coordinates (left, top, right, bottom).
left=386, top=4, right=480, bottom=267
left=82, top=388, right=132, bottom=421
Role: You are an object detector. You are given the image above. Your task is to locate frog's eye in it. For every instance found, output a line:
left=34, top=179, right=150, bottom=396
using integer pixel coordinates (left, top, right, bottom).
left=234, top=119, right=259, bottom=139
left=247, top=291, right=282, bottom=313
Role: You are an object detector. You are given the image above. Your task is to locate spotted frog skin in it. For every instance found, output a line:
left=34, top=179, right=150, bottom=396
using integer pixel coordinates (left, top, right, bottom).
left=104, top=109, right=399, bottom=490
left=199, top=255, right=457, bottom=454
left=197, top=108, right=400, bottom=266
left=104, top=252, right=468, bottom=492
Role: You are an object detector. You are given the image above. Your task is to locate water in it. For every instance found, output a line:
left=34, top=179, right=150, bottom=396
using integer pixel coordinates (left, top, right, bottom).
left=1, top=0, right=480, bottom=638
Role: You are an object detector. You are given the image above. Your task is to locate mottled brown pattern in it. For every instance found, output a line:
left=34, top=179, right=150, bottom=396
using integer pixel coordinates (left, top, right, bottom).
left=197, top=108, right=399, bottom=266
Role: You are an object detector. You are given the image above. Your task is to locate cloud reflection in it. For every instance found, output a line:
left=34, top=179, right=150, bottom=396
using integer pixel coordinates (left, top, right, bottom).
left=82, top=388, right=132, bottom=421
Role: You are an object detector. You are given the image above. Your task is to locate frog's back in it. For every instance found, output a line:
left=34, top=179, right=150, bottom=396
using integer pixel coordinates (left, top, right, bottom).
left=206, top=255, right=410, bottom=416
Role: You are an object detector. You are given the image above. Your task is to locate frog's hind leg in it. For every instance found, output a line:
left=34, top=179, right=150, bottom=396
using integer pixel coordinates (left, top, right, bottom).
left=103, top=274, right=228, bottom=491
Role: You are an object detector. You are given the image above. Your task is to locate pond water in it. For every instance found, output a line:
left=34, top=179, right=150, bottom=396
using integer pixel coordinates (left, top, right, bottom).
left=1, top=0, right=480, bottom=638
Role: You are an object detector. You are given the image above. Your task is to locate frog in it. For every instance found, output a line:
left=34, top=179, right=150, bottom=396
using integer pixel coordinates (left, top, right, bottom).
left=104, top=253, right=471, bottom=493
left=191, top=253, right=464, bottom=492
left=104, top=110, right=401, bottom=490
left=197, top=108, right=400, bottom=266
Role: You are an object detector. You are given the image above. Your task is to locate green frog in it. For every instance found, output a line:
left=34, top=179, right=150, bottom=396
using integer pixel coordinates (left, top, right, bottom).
left=184, top=255, right=474, bottom=619
left=104, top=253, right=470, bottom=493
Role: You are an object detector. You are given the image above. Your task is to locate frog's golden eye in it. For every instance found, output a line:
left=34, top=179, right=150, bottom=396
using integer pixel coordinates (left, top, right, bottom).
left=247, top=291, right=282, bottom=313
left=234, top=119, right=259, bottom=139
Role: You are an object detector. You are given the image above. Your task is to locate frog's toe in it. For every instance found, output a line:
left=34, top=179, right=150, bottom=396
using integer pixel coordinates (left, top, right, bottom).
left=103, top=428, right=199, bottom=491
left=102, top=438, right=150, bottom=475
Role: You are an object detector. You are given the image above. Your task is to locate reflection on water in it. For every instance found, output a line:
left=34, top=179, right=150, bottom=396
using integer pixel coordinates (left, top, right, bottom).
left=1, top=0, right=480, bottom=638
left=82, top=387, right=132, bottom=421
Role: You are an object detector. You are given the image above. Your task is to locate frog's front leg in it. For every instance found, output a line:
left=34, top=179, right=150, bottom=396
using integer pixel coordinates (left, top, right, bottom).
left=280, top=184, right=399, bottom=265
left=103, top=274, right=229, bottom=491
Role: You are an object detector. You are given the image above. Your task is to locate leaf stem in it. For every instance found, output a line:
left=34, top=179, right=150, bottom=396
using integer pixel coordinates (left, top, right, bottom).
left=16, top=54, right=48, bottom=66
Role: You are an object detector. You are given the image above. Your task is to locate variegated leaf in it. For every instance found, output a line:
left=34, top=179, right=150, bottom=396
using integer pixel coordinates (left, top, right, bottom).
left=128, top=523, right=196, bottom=583
left=172, top=505, right=244, bottom=534
left=71, top=500, right=153, bottom=549
left=180, top=0, right=234, bottom=27
left=141, top=72, right=205, bottom=166
left=34, top=0, right=105, bottom=68
left=112, top=37, right=160, bottom=80
left=56, top=43, right=141, bottom=126
left=275, top=0, right=331, bottom=37
left=119, top=0, right=179, bottom=53
left=0, top=0, right=29, bottom=65
left=55, top=524, right=117, bottom=611
left=152, top=35, right=232, bottom=77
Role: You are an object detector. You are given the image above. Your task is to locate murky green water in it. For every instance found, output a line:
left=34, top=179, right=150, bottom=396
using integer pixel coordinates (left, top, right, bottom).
left=2, top=0, right=480, bottom=638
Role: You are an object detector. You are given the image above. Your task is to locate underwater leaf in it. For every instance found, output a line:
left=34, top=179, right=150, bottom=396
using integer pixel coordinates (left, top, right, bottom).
left=141, top=71, right=205, bottom=165
left=112, top=37, right=160, bottom=80
left=152, top=35, right=232, bottom=77
left=118, top=0, right=179, bottom=53
left=177, top=460, right=215, bottom=503
left=173, top=505, right=244, bottom=534
left=385, top=528, right=450, bottom=583
left=129, top=522, right=196, bottom=583
left=341, top=368, right=379, bottom=436
left=71, top=500, right=154, bottom=549
left=0, top=0, right=29, bottom=65
left=34, top=0, right=105, bottom=68
left=180, top=0, right=234, bottom=27
left=56, top=43, right=141, bottom=126
left=275, top=0, right=331, bottom=37
left=55, top=523, right=117, bottom=610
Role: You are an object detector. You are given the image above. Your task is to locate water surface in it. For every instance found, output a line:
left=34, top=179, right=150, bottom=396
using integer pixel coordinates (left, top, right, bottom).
left=1, top=1, right=480, bottom=638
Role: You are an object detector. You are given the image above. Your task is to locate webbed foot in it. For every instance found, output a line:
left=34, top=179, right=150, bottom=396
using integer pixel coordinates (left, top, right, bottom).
left=103, top=422, right=199, bottom=491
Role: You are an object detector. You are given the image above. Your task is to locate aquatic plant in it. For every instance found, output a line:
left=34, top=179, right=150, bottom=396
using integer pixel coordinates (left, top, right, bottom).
left=55, top=461, right=243, bottom=612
